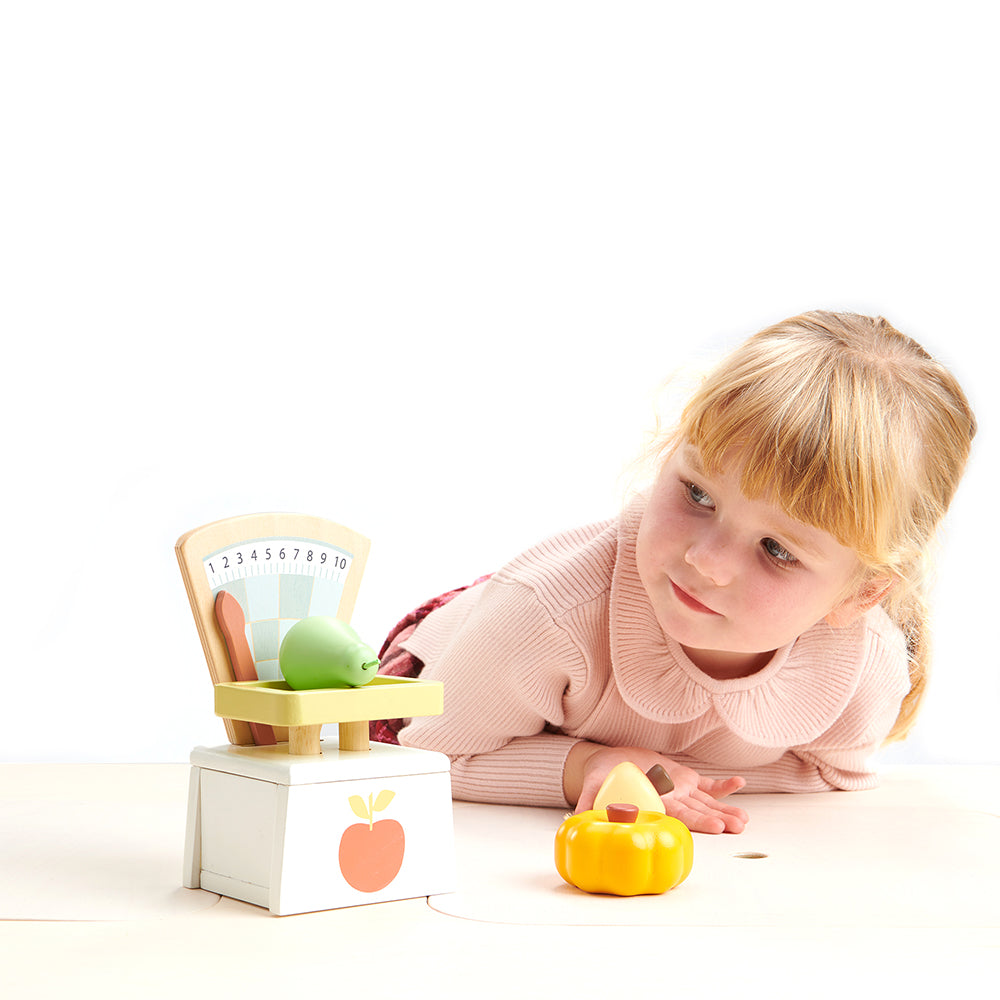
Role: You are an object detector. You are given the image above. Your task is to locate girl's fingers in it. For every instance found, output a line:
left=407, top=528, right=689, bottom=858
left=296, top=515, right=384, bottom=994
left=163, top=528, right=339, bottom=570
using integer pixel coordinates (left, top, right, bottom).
left=675, top=803, right=731, bottom=834
left=691, top=790, right=749, bottom=827
left=693, top=786, right=749, bottom=816
left=666, top=791, right=748, bottom=834
left=701, top=775, right=746, bottom=798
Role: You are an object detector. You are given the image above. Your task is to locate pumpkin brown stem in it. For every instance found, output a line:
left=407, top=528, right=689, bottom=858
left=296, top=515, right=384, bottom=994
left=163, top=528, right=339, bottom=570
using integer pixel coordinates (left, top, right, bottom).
left=606, top=803, right=639, bottom=823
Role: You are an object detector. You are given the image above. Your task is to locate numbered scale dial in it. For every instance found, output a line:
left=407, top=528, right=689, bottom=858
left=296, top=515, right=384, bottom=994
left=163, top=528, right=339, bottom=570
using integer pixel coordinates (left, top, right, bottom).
left=204, top=537, right=354, bottom=681
left=176, top=513, right=371, bottom=745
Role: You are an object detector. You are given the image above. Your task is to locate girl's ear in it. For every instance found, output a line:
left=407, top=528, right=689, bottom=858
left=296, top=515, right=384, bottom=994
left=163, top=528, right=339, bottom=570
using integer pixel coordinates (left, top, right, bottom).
left=825, top=576, right=895, bottom=628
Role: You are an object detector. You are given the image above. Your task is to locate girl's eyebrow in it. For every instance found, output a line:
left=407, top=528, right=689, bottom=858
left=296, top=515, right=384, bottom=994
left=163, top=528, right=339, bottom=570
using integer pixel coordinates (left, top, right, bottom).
left=681, top=444, right=708, bottom=476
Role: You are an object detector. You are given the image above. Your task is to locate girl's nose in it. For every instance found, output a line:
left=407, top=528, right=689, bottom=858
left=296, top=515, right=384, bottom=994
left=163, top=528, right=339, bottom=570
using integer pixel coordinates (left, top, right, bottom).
left=684, top=532, right=736, bottom=587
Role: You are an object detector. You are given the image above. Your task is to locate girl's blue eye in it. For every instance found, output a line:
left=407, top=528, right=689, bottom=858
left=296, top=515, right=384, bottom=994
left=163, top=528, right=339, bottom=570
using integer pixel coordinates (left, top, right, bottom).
left=687, top=482, right=714, bottom=508
left=763, top=538, right=797, bottom=564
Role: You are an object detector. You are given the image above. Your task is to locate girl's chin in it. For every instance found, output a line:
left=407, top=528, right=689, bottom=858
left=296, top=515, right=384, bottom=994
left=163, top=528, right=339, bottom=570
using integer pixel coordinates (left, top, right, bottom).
left=653, top=611, right=774, bottom=677
left=657, top=596, right=725, bottom=637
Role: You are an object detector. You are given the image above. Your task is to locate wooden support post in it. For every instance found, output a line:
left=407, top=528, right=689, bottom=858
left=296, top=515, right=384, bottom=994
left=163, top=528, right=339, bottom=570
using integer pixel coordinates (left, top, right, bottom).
left=288, top=724, right=323, bottom=755
left=338, top=720, right=370, bottom=752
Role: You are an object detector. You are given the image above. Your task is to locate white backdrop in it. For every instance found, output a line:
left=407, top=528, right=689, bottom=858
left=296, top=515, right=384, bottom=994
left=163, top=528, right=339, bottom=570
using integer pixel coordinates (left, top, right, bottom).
left=2, top=2, right=996, bottom=765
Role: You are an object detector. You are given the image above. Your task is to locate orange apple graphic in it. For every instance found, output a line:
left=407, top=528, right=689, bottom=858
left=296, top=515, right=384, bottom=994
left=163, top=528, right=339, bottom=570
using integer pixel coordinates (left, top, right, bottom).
left=339, top=790, right=405, bottom=892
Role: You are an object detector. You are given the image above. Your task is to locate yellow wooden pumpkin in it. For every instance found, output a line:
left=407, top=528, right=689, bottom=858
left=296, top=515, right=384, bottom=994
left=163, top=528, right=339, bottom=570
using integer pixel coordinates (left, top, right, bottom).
left=555, top=803, right=694, bottom=896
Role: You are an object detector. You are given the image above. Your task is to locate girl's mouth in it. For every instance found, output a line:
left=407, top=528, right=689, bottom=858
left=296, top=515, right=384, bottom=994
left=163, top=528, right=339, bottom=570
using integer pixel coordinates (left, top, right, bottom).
left=671, top=580, right=722, bottom=616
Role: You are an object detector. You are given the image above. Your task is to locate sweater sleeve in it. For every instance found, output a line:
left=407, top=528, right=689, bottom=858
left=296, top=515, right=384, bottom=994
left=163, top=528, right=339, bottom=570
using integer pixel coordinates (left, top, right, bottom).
left=398, top=578, right=591, bottom=808
left=679, top=746, right=882, bottom=793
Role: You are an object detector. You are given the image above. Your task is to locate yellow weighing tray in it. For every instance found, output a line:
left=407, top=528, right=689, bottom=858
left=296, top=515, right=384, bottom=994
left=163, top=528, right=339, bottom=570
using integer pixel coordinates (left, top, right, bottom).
left=214, top=677, right=443, bottom=755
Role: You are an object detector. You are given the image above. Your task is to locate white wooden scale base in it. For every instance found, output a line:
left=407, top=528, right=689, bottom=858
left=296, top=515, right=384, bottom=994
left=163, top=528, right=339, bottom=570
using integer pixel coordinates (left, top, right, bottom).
left=183, top=739, right=456, bottom=916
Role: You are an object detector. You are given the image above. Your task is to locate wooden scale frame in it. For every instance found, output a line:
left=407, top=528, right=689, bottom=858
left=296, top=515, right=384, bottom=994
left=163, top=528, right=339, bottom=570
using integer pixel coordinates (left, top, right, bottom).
left=176, top=513, right=455, bottom=915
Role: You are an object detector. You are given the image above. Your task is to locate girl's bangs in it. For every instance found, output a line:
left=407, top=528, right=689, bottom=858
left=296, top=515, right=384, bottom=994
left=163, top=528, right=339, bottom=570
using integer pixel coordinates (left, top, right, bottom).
left=680, top=376, right=882, bottom=558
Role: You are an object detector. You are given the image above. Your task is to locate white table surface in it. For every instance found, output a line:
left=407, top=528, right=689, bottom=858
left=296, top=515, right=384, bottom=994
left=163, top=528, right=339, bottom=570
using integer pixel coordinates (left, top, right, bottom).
left=1, top=763, right=997, bottom=999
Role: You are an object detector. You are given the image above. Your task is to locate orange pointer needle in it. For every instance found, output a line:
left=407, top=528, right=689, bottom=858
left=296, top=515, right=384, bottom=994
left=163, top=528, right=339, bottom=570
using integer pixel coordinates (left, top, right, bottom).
left=215, top=590, right=277, bottom=746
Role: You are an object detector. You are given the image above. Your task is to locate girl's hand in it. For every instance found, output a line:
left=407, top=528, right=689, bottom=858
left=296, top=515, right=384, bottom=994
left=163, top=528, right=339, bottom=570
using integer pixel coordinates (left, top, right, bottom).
left=569, top=744, right=748, bottom=835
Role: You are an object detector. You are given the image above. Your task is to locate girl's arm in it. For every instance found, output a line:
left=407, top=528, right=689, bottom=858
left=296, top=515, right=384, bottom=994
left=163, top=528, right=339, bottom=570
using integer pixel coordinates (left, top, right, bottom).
left=397, top=578, right=597, bottom=805
left=432, top=732, right=587, bottom=807
left=565, top=741, right=748, bottom=834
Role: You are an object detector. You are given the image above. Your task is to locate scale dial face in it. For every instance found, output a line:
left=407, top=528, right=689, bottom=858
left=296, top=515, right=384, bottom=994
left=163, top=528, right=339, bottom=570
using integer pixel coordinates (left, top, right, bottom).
left=176, top=513, right=371, bottom=744
left=203, top=536, right=356, bottom=680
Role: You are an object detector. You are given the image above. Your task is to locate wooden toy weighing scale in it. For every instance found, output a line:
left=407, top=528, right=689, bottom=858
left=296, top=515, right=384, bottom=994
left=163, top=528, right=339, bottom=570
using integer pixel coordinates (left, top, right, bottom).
left=176, top=514, right=456, bottom=916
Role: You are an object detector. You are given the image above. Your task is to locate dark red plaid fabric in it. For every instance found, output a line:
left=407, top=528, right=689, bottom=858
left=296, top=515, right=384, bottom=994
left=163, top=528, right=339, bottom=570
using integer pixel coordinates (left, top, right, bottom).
left=369, top=576, right=492, bottom=745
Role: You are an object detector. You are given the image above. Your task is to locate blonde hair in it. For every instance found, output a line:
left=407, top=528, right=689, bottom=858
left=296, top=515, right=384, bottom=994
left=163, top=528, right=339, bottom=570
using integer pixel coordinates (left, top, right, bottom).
left=648, top=311, right=976, bottom=743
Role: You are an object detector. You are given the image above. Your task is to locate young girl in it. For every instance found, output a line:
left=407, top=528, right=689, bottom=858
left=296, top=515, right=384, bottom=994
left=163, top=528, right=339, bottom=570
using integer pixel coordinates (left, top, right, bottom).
left=373, top=311, right=976, bottom=834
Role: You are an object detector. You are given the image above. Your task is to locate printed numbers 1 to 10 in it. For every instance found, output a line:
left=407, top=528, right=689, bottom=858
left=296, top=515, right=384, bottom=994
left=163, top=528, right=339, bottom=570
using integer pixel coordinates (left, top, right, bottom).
left=206, top=549, right=350, bottom=575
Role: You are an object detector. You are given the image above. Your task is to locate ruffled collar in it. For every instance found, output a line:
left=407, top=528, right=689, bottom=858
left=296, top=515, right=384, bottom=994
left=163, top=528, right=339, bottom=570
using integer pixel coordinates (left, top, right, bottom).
left=609, top=497, right=867, bottom=747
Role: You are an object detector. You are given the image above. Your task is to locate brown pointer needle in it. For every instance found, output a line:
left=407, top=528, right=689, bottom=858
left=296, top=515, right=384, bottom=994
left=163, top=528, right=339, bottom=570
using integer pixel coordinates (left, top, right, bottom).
left=215, top=590, right=277, bottom=746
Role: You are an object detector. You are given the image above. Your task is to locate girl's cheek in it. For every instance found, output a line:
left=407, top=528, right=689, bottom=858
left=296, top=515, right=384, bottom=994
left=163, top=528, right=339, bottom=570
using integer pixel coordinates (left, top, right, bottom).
left=750, top=571, right=796, bottom=615
left=654, top=489, right=688, bottom=533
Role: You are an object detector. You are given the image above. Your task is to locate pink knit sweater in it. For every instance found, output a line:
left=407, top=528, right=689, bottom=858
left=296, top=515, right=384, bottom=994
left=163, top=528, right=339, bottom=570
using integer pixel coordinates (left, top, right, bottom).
left=399, top=498, right=910, bottom=808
